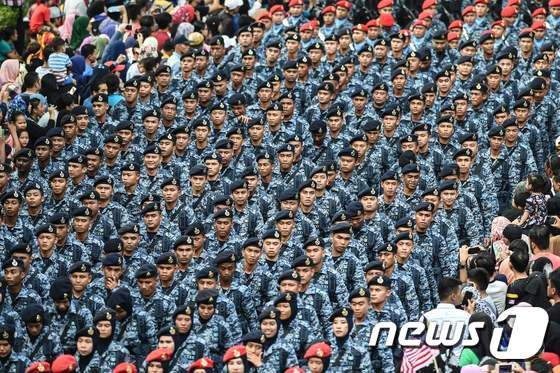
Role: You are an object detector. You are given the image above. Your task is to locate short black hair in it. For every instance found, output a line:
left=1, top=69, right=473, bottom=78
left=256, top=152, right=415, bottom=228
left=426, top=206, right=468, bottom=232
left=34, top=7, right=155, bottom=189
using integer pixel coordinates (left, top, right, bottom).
left=527, top=173, right=549, bottom=194
left=550, top=268, right=560, bottom=293
left=80, top=44, right=96, bottom=58
left=467, top=268, right=490, bottom=291
left=470, top=251, right=496, bottom=276
left=438, top=277, right=462, bottom=301
left=509, top=241, right=529, bottom=273
left=529, top=225, right=550, bottom=251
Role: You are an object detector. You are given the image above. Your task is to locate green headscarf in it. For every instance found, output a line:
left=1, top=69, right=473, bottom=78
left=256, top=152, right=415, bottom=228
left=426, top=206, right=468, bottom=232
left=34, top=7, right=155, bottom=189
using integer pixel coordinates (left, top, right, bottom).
left=70, top=16, right=90, bottom=50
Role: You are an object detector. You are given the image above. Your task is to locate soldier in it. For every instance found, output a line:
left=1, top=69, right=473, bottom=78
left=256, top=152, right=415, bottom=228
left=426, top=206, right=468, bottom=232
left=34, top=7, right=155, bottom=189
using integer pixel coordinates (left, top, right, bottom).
left=45, top=276, right=93, bottom=353
left=106, top=287, right=157, bottom=365
left=2, top=258, right=40, bottom=314
left=0, top=324, right=29, bottom=372
left=92, top=309, right=131, bottom=370
left=168, top=305, right=207, bottom=371
left=257, top=307, right=298, bottom=370
left=328, top=306, right=372, bottom=371
left=18, top=304, right=62, bottom=362
left=74, top=326, right=103, bottom=372
left=131, top=264, right=175, bottom=330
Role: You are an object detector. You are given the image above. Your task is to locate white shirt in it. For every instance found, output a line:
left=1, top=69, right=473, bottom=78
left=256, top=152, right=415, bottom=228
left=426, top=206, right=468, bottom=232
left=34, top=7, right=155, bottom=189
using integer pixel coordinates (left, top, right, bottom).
left=423, top=303, right=470, bottom=369
left=487, top=280, right=508, bottom=314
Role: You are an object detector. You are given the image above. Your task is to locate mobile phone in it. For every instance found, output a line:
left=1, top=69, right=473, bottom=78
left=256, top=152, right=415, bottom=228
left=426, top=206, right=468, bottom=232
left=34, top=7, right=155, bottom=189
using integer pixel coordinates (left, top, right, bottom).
left=461, top=291, right=473, bottom=306
left=498, top=363, right=513, bottom=373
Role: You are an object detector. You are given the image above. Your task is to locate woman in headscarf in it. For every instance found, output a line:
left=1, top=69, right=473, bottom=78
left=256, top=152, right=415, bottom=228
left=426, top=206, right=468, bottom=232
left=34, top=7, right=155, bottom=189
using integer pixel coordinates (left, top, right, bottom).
left=459, top=312, right=493, bottom=366
left=74, top=326, right=102, bottom=372
left=223, top=345, right=253, bottom=373
left=273, top=292, right=314, bottom=364
left=258, top=306, right=298, bottom=371
left=328, top=307, right=372, bottom=371
left=92, top=308, right=130, bottom=371
left=303, top=342, right=331, bottom=373
left=0, top=59, right=20, bottom=101
left=166, top=304, right=207, bottom=372
left=70, top=16, right=91, bottom=50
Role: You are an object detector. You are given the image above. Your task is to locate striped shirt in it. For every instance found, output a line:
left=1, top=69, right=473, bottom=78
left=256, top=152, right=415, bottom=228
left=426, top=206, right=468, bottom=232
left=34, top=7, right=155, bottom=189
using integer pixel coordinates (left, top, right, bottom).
left=47, top=52, right=71, bottom=84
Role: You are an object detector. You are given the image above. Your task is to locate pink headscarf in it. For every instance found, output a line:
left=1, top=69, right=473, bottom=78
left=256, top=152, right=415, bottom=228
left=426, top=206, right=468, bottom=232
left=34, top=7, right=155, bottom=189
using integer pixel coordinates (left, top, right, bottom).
left=59, top=12, right=77, bottom=41
left=0, top=59, right=20, bottom=86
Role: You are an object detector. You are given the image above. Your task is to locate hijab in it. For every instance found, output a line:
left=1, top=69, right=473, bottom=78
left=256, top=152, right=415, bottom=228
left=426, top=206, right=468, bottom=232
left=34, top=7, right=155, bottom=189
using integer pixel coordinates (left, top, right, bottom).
left=0, top=59, right=19, bottom=86
left=70, top=16, right=91, bottom=50
left=59, top=12, right=76, bottom=41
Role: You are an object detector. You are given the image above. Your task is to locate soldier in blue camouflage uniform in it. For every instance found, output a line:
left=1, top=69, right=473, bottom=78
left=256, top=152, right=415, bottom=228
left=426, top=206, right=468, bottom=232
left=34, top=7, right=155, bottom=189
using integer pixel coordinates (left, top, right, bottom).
left=167, top=305, right=208, bottom=372
left=106, top=287, right=157, bottom=365
left=45, top=276, right=93, bottom=353
left=256, top=307, right=299, bottom=371
left=92, top=309, right=131, bottom=370
left=18, top=304, right=62, bottom=362
left=0, top=325, right=29, bottom=372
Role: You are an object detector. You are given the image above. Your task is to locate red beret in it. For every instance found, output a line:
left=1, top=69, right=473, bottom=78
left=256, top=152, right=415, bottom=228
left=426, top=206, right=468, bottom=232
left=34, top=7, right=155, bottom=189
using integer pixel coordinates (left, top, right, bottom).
left=377, top=0, right=393, bottom=9
left=223, top=345, right=246, bottom=363
left=269, top=4, right=285, bottom=14
left=507, top=0, right=520, bottom=6
left=379, top=13, right=395, bottom=27
left=336, top=0, right=352, bottom=9
left=448, top=19, right=463, bottom=30
left=551, top=0, right=560, bottom=7
left=532, top=7, right=546, bottom=16
left=474, top=0, right=488, bottom=5
left=532, top=21, right=546, bottom=30
left=447, top=32, right=460, bottom=41
left=462, top=5, right=475, bottom=16
left=284, top=368, right=305, bottom=373
left=418, top=10, right=433, bottom=20
left=257, top=12, right=271, bottom=20
left=412, top=19, right=428, bottom=28
left=501, top=6, right=517, bottom=17
left=51, top=355, right=76, bottom=373
left=422, top=0, right=436, bottom=10
left=112, top=363, right=137, bottom=373
left=366, top=18, right=380, bottom=28
left=492, top=19, right=506, bottom=28
left=304, top=342, right=332, bottom=360
left=188, top=358, right=215, bottom=372
left=145, top=348, right=173, bottom=364
left=26, top=362, right=51, bottom=373
left=321, top=5, right=336, bottom=15
left=288, top=0, right=303, bottom=7
left=400, top=29, right=411, bottom=37
left=299, top=22, right=314, bottom=32
left=352, top=24, right=368, bottom=32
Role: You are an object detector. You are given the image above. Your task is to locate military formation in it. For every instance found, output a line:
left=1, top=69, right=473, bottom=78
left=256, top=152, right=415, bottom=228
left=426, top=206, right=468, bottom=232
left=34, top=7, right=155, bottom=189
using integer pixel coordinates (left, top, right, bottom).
left=3, top=0, right=560, bottom=371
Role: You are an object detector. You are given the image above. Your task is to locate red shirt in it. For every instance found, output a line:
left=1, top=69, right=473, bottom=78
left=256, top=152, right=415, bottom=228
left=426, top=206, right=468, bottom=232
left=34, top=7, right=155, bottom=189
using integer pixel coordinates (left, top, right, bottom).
left=533, top=252, right=560, bottom=270
left=30, top=3, right=50, bottom=33
left=152, top=30, right=170, bottom=51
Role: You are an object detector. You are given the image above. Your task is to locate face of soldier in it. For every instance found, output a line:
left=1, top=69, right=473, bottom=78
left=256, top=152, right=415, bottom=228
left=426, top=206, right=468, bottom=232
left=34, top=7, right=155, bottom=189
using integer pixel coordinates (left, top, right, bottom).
left=158, top=336, right=175, bottom=352
left=490, top=135, right=503, bottom=150
left=403, top=173, right=420, bottom=191
left=96, top=321, right=112, bottom=338
left=276, top=219, right=295, bottom=237
left=437, top=123, right=454, bottom=140
left=242, top=245, right=261, bottom=266
left=26, top=322, right=42, bottom=337
left=198, top=304, right=215, bottom=320
left=498, top=59, right=513, bottom=76
left=226, top=358, right=244, bottom=373
left=455, top=156, right=472, bottom=175
left=263, top=239, right=282, bottom=260
left=276, top=302, right=292, bottom=320
left=381, top=180, right=398, bottom=197
left=311, top=173, right=327, bottom=191
left=350, top=297, right=369, bottom=319
left=260, top=319, right=278, bottom=338
left=360, top=196, right=378, bottom=213
left=157, top=264, right=176, bottom=282
left=175, top=314, right=192, bottom=334
left=280, top=279, right=300, bottom=293
left=440, top=190, right=459, bottom=208
left=295, top=266, right=314, bottom=286
left=92, top=102, right=108, bottom=118
left=369, top=285, right=390, bottom=305
left=332, top=233, right=351, bottom=254
left=304, top=245, right=324, bottom=266
left=147, top=362, right=164, bottom=373
left=175, top=245, right=194, bottom=264
left=415, top=211, right=433, bottom=231
left=299, top=188, right=316, bottom=208
left=76, top=336, right=93, bottom=356
left=308, top=357, right=324, bottom=373
left=143, top=212, right=162, bottom=231
left=137, top=278, right=158, bottom=297
left=70, top=272, right=91, bottom=293
left=38, top=233, right=56, bottom=252
left=218, top=262, right=235, bottom=282
left=2, top=199, right=19, bottom=217
left=332, top=317, right=349, bottom=337
left=184, top=99, right=198, bottom=114
left=197, top=278, right=217, bottom=290
left=396, top=240, right=413, bottom=262
left=378, top=251, right=395, bottom=269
